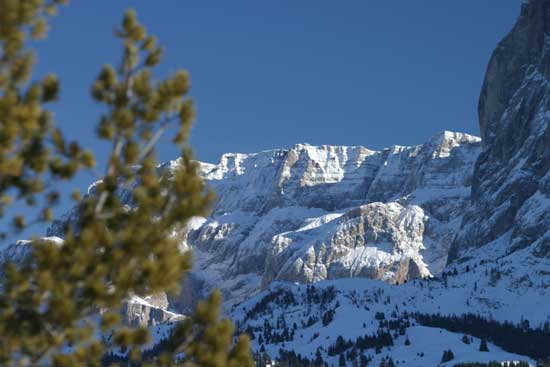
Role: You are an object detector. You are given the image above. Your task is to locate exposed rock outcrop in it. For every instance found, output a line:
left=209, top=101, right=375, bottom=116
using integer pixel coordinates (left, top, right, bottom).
left=119, top=294, right=182, bottom=327
left=174, top=131, right=481, bottom=310
left=450, top=0, right=550, bottom=261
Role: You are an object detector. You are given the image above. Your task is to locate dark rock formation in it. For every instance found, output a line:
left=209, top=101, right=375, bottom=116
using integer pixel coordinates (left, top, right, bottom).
left=450, top=0, right=550, bottom=261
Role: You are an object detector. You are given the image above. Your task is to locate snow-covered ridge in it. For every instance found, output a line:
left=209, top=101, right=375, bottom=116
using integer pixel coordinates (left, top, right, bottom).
left=187, top=131, right=481, bottom=215
left=153, top=131, right=483, bottom=313
left=43, top=131, right=478, bottom=295
left=35, top=132, right=477, bottom=321
left=0, top=237, right=63, bottom=269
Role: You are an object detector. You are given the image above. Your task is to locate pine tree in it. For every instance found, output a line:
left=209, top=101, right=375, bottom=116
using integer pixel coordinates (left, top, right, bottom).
left=441, top=349, right=455, bottom=363
left=315, top=348, right=325, bottom=367
left=339, top=353, right=347, bottom=367
left=479, top=338, right=489, bottom=352
left=360, top=353, right=369, bottom=367
left=0, top=2, right=253, bottom=366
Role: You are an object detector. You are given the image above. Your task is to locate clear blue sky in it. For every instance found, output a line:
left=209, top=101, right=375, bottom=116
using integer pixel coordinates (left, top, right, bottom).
left=19, top=0, right=520, bottom=236
left=5, top=1, right=522, bottom=239
left=36, top=1, right=520, bottom=166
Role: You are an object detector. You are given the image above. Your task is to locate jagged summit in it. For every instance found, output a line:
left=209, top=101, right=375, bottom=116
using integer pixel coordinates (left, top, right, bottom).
left=185, top=131, right=481, bottom=215
left=199, top=130, right=479, bottom=167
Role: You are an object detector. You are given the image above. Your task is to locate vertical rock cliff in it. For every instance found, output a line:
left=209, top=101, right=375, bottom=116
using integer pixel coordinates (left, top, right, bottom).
left=450, top=0, right=550, bottom=260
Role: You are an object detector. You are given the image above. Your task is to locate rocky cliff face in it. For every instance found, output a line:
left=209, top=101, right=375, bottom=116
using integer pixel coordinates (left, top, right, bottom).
left=17, top=131, right=480, bottom=314
left=168, top=0, right=550, bottom=311
left=196, top=131, right=480, bottom=216
left=450, top=0, right=550, bottom=261
left=169, top=131, right=481, bottom=311
left=118, top=294, right=183, bottom=327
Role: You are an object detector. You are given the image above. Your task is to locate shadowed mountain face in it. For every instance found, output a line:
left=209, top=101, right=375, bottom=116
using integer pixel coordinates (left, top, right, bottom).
left=450, top=0, right=550, bottom=261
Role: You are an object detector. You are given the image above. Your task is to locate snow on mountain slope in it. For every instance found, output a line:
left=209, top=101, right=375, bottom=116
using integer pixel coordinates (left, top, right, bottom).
left=165, top=131, right=482, bottom=312
left=261, top=202, right=430, bottom=285
left=34, top=130, right=483, bottom=326
left=35, top=129, right=481, bottom=318
left=233, top=267, right=546, bottom=367
left=194, top=131, right=480, bottom=215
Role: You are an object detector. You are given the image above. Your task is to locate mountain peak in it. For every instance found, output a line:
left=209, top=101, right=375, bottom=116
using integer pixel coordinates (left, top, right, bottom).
left=428, top=131, right=481, bottom=145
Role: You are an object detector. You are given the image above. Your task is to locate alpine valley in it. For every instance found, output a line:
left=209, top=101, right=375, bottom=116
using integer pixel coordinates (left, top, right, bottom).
left=2, top=1, right=550, bottom=366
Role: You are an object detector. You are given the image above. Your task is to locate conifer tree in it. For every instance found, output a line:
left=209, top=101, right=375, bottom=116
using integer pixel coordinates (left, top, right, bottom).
left=479, top=339, right=489, bottom=352
left=339, top=353, right=347, bottom=367
left=441, top=349, right=455, bottom=363
left=314, top=348, right=324, bottom=367
left=0, top=1, right=253, bottom=366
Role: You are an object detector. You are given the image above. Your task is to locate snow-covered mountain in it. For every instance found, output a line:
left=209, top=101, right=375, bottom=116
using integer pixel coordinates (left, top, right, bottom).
left=2, top=1, right=549, bottom=366
left=172, top=131, right=482, bottom=311
left=226, top=2, right=550, bottom=365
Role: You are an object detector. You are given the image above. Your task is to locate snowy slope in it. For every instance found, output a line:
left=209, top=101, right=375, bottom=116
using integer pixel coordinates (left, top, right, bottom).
left=233, top=274, right=545, bottom=367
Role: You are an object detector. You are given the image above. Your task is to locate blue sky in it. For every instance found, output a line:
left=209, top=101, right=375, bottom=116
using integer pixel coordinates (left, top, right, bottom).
left=36, top=1, right=520, bottom=164
left=14, top=1, right=520, bottom=238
